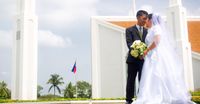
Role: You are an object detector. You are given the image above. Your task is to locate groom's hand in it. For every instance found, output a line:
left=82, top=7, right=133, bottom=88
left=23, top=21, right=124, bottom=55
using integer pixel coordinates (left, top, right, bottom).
left=139, top=56, right=144, bottom=60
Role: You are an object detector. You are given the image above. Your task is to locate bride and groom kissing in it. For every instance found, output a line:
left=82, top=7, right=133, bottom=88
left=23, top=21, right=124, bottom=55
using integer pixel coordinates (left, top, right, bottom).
left=125, top=10, right=195, bottom=104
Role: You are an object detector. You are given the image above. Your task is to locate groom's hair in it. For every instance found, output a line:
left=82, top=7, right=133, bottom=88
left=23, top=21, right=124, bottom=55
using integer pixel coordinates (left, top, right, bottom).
left=136, top=10, right=148, bottom=18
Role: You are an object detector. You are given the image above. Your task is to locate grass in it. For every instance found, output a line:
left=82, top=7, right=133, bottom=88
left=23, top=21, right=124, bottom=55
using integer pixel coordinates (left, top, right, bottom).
left=1, top=92, right=200, bottom=103
left=0, top=98, right=91, bottom=103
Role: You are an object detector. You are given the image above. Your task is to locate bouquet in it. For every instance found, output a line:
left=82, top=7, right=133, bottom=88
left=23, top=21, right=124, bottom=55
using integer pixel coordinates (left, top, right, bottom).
left=130, top=40, right=147, bottom=58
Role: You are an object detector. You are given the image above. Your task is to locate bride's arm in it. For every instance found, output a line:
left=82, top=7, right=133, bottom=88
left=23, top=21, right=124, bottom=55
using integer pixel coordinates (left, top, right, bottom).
left=144, top=35, right=160, bottom=56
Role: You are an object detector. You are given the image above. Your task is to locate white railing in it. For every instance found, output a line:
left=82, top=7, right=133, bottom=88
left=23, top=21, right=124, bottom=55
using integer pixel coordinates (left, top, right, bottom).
left=192, top=52, right=200, bottom=90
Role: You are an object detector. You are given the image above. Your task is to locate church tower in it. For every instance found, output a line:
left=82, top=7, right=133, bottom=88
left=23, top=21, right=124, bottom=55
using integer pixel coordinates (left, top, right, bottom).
left=12, top=0, right=38, bottom=100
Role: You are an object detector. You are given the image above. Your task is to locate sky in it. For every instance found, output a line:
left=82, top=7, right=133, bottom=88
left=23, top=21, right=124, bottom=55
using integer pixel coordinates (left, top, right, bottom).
left=0, top=0, right=200, bottom=95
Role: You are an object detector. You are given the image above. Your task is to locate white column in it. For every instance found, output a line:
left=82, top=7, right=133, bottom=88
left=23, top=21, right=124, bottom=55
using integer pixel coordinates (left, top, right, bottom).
left=12, top=0, right=38, bottom=100
left=167, top=0, right=194, bottom=91
left=91, top=18, right=101, bottom=98
left=129, top=0, right=136, bottom=16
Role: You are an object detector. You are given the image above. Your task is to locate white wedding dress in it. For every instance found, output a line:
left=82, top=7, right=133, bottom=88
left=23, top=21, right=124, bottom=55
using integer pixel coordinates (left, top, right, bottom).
left=133, top=14, right=195, bottom=104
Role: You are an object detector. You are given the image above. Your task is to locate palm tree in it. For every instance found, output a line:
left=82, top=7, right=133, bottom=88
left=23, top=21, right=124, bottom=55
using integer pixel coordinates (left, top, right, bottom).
left=47, top=74, right=64, bottom=96
left=0, top=81, right=10, bottom=98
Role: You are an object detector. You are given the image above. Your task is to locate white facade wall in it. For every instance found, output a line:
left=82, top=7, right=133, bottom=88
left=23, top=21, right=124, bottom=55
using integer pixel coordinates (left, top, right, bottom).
left=91, top=17, right=128, bottom=98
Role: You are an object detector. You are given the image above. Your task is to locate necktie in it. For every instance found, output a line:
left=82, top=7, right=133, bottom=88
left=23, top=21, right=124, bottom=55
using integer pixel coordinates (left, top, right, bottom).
left=139, top=26, right=143, bottom=39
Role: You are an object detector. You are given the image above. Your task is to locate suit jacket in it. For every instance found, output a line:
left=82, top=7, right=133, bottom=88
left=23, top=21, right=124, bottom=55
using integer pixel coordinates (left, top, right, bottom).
left=126, top=25, right=148, bottom=63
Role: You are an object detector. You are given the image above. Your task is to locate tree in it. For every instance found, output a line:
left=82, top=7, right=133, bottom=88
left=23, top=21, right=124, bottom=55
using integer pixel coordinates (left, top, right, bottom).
left=76, top=81, right=91, bottom=98
left=47, top=74, right=64, bottom=96
left=63, top=82, right=75, bottom=98
left=37, top=85, right=43, bottom=97
left=0, top=81, right=11, bottom=98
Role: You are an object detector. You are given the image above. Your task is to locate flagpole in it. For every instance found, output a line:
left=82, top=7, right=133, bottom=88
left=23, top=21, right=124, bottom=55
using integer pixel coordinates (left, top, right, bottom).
left=71, top=60, right=77, bottom=98
left=75, top=71, right=77, bottom=98
left=75, top=59, right=77, bottom=98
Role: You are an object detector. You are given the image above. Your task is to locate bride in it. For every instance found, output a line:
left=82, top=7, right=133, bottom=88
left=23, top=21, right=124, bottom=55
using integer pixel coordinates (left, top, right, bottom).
left=133, top=13, right=195, bottom=104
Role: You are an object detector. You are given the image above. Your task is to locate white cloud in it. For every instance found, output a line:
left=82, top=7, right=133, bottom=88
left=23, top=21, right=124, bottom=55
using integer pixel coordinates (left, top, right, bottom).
left=38, top=30, right=72, bottom=48
left=139, top=5, right=153, bottom=14
left=184, top=7, right=200, bottom=16
left=0, top=30, right=71, bottom=48
left=0, top=0, right=16, bottom=19
left=37, top=0, right=99, bottom=28
left=0, top=71, right=8, bottom=75
left=0, top=30, right=12, bottom=48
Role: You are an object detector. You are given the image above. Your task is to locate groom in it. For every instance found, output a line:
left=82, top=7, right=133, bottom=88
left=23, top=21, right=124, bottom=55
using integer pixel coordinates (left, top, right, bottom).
left=125, top=10, right=148, bottom=104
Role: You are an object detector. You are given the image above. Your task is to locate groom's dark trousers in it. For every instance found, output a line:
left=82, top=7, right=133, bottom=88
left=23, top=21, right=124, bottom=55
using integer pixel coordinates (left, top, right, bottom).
left=125, top=25, right=147, bottom=103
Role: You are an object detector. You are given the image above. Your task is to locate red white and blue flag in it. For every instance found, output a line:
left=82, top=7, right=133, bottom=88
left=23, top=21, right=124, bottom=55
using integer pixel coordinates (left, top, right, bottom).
left=71, top=61, right=76, bottom=74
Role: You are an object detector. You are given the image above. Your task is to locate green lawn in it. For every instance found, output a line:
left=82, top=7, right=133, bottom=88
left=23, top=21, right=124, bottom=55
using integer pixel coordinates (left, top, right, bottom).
left=0, top=97, right=200, bottom=103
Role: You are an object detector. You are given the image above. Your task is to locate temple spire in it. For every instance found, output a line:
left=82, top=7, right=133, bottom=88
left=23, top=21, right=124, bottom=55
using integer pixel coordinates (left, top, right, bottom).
left=129, top=0, right=136, bottom=16
left=167, top=0, right=194, bottom=91
left=169, top=0, right=182, bottom=6
left=17, top=0, right=35, bottom=15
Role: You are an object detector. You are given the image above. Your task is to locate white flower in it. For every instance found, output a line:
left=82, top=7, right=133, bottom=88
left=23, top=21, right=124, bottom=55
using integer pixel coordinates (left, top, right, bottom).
left=133, top=40, right=141, bottom=44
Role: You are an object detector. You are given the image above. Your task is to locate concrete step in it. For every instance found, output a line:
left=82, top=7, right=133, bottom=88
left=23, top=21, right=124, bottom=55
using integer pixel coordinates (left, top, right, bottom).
left=2, top=100, right=125, bottom=104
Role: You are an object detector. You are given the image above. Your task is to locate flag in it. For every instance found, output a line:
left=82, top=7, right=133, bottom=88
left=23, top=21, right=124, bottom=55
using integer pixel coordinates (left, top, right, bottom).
left=71, top=61, right=76, bottom=74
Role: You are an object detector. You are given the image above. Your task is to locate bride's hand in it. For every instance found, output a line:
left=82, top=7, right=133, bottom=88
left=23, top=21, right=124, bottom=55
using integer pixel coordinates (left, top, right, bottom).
left=144, top=49, right=149, bottom=57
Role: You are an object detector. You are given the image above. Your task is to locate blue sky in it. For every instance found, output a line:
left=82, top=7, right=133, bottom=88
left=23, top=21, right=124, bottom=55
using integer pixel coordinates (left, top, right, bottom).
left=0, top=0, right=200, bottom=95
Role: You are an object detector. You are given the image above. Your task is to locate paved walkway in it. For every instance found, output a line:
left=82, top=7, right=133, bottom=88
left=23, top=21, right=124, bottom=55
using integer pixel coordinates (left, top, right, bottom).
left=1, top=100, right=125, bottom=104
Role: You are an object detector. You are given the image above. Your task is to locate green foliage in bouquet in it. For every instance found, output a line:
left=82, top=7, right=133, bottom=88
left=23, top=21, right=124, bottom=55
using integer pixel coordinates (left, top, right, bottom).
left=130, top=40, right=147, bottom=58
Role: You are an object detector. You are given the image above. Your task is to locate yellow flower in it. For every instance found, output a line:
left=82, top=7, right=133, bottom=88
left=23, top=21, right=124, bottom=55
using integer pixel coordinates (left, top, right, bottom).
left=130, top=50, right=139, bottom=58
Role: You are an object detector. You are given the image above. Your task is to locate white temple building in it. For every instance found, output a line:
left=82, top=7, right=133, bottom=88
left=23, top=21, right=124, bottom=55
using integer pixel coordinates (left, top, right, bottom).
left=91, top=0, right=200, bottom=98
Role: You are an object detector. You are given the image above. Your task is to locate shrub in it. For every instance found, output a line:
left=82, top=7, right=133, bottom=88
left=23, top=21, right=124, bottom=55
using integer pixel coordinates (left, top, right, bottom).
left=191, top=91, right=200, bottom=96
left=192, top=96, right=200, bottom=104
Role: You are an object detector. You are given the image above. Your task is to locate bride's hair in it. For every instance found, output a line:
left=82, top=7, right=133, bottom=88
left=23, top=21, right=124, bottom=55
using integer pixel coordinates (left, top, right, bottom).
left=148, top=13, right=182, bottom=64
left=148, top=13, right=162, bottom=25
left=147, top=13, right=153, bottom=20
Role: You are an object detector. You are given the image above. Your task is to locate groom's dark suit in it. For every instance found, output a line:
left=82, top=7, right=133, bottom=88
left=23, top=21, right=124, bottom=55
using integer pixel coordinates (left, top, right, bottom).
left=125, top=25, right=147, bottom=103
